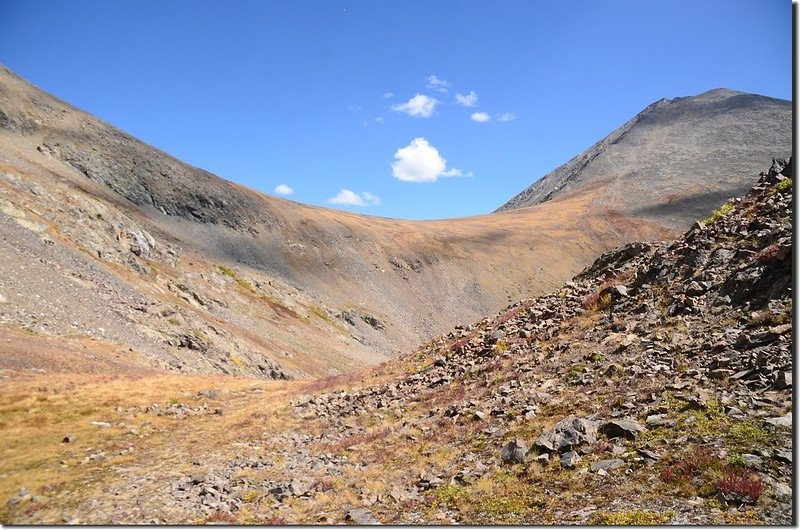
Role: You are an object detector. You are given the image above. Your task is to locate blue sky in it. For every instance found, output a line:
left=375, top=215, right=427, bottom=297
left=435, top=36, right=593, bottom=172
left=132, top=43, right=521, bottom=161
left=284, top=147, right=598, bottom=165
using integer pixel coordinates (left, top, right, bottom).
left=0, top=0, right=791, bottom=220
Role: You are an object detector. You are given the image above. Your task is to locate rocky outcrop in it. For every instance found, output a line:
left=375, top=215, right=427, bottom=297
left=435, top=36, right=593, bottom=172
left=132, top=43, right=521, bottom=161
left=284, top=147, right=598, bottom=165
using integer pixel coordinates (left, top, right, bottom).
left=287, top=159, right=792, bottom=523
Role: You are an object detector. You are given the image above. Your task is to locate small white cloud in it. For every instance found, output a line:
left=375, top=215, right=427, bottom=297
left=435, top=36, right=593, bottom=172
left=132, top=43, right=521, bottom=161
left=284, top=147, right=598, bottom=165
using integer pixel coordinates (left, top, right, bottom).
left=360, top=192, right=382, bottom=205
left=381, top=92, right=394, bottom=99
left=348, top=104, right=363, bottom=113
left=498, top=112, right=516, bottom=122
left=426, top=75, right=451, bottom=92
left=328, top=189, right=381, bottom=206
left=374, top=116, right=385, bottom=124
left=392, top=94, right=438, bottom=118
left=455, top=91, right=478, bottom=107
left=391, top=137, right=465, bottom=183
left=471, top=112, right=491, bottom=123
left=274, top=184, right=294, bottom=195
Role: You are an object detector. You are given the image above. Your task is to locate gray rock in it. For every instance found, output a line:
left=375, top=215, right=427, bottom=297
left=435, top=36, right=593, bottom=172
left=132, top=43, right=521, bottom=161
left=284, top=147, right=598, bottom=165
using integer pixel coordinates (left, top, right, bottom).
left=500, top=438, right=529, bottom=464
left=598, top=418, right=645, bottom=440
left=636, top=448, right=660, bottom=461
left=345, top=508, right=380, bottom=525
left=766, top=413, right=792, bottom=428
left=774, top=449, right=792, bottom=464
left=290, top=478, right=312, bottom=497
left=560, top=450, right=580, bottom=468
left=61, top=434, right=76, bottom=443
left=773, top=482, right=792, bottom=498
left=613, top=285, right=629, bottom=297
left=685, top=281, right=706, bottom=296
left=768, top=323, right=792, bottom=336
left=645, top=414, right=676, bottom=427
left=740, top=454, right=763, bottom=468
left=590, top=458, right=625, bottom=472
left=535, top=416, right=598, bottom=452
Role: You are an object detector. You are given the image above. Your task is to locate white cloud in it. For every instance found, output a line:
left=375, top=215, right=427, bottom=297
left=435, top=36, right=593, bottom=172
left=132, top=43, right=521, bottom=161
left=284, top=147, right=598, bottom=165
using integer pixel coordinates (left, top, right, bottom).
left=274, top=184, right=294, bottom=195
left=391, top=137, right=465, bottom=183
left=498, top=112, right=516, bottom=122
left=381, top=92, right=394, bottom=99
left=455, top=91, right=478, bottom=107
left=471, top=112, right=491, bottom=123
left=328, top=189, right=381, bottom=206
left=426, top=75, right=451, bottom=92
left=392, top=94, right=438, bottom=118
left=360, top=192, right=382, bottom=205
left=374, top=116, right=385, bottom=124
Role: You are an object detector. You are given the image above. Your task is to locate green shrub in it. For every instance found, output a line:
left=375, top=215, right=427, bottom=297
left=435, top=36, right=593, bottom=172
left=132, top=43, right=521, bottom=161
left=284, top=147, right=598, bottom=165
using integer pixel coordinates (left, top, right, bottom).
left=772, top=178, right=792, bottom=193
left=728, top=421, right=768, bottom=444
left=702, top=201, right=734, bottom=225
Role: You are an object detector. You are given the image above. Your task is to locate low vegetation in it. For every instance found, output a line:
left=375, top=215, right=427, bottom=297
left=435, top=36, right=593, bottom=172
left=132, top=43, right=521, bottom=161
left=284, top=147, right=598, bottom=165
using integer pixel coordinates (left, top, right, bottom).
left=702, top=201, right=734, bottom=225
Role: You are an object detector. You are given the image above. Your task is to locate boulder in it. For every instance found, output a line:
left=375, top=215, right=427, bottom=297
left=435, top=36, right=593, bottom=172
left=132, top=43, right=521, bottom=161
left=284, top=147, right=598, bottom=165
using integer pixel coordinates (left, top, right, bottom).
left=535, top=416, right=598, bottom=453
left=560, top=450, right=580, bottom=468
left=598, top=418, right=645, bottom=440
left=500, top=438, right=529, bottom=464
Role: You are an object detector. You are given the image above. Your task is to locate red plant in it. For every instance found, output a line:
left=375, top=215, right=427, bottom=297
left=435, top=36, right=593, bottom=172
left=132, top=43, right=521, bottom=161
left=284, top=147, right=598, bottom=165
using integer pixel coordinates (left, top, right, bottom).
left=583, top=289, right=612, bottom=310
left=261, top=516, right=288, bottom=525
left=752, top=244, right=781, bottom=263
left=23, top=502, right=49, bottom=517
left=450, top=339, right=470, bottom=353
left=717, top=469, right=764, bottom=503
left=661, top=447, right=716, bottom=483
left=496, top=306, right=523, bottom=325
left=207, top=511, right=237, bottom=523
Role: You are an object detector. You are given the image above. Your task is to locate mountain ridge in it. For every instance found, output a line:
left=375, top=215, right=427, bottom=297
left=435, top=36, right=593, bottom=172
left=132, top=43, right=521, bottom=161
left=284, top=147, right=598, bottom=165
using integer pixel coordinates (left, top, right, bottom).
left=0, top=64, right=791, bottom=380
left=496, top=88, right=791, bottom=222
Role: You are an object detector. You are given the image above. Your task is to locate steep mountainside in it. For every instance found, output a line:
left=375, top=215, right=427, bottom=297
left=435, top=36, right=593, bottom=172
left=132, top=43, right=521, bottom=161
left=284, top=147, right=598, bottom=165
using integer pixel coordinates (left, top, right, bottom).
left=0, top=65, right=790, bottom=380
left=497, top=89, right=791, bottom=229
left=1, top=160, right=791, bottom=525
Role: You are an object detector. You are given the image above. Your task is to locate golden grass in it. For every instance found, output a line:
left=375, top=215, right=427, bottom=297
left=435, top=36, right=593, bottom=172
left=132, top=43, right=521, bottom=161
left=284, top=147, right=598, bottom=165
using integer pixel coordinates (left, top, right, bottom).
left=0, top=370, right=299, bottom=523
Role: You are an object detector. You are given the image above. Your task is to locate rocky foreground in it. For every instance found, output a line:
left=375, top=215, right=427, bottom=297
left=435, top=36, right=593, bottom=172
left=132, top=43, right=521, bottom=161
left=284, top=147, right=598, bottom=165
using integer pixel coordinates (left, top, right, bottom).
left=1, top=159, right=793, bottom=524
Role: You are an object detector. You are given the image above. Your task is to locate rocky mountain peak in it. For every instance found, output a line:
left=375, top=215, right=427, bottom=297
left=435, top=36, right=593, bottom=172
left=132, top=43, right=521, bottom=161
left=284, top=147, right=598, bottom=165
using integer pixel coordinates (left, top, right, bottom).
left=495, top=88, right=791, bottom=228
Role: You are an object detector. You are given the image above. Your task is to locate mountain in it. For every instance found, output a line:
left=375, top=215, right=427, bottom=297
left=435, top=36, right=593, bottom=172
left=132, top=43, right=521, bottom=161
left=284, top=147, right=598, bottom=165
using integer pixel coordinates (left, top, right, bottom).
left=0, top=65, right=791, bottom=382
left=1, top=159, right=791, bottom=524
left=497, top=88, right=792, bottom=228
